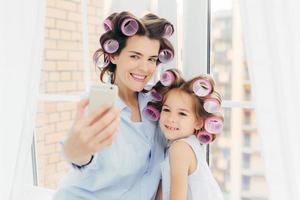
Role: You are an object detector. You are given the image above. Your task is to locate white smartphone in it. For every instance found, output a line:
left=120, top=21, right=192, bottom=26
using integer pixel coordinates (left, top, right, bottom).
left=88, top=84, right=118, bottom=115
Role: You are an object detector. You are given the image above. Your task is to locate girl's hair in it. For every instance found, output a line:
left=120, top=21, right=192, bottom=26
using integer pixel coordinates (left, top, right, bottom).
left=93, top=11, right=174, bottom=84
left=146, top=68, right=223, bottom=143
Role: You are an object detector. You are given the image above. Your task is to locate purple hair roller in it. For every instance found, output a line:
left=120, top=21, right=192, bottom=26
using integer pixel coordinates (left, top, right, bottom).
left=160, top=71, right=175, bottom=86
left=197, top=131, right=213, bottom=144
left=163, top=24, right=174, bottom=38
left=96, top=54, right=109, bottom=70
left=103, top=19, right=112, bottom=32
left=158, top=49, right=174, bottom=63
left=150, top=89, right=162, bottom=101
left=121, top=18, right=139, bottom=36
left=203, top=98, right=221, bottom=113
left=103, top=39, right=119, bottom=54
left=204, top=116, right=223, bottom=134
left=192, top=78, right=213, bottom=97
left=142, top=105, right=160, bottom=121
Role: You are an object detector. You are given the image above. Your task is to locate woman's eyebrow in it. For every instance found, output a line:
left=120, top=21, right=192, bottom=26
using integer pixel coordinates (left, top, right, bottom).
left=129, top=51, right=142, bottom=55
left=129, top=51, right=158, bottom=58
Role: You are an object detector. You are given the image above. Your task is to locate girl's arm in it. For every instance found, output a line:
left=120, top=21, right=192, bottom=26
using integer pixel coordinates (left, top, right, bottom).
left=169, top=140, right=195, bottom=200
left=155, top=180, right=162, bottom=200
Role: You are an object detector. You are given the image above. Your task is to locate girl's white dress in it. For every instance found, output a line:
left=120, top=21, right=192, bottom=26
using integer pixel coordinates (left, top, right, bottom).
left=160, top=135, right=224, bottom=200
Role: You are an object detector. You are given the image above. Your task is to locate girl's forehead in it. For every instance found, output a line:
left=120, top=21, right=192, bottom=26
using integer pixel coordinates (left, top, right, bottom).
left=165, top=90, right=195, bottom=109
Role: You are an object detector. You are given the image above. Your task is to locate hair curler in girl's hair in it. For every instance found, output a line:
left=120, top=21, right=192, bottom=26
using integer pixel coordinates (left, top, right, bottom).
left=163, top=24, right=174, bottom=38
left=103, top=39, right=119, bottom=54
left=120, top=17, right=139, bottom=36
left=203, top=98, right=221, bottom=113
left=192, top=78, right=213, bottom=97
left=197, top=130, right=214, bottom=144
left=103, top=19, right=113, bottom=32
left=142, top=105, right=160, bottom=121
left=150, top=89, right=162, bottom=101
left=203, top=92, right=222, bottom=113
left=160, top=70, right=175, bottom=86
left=158, top=49, right=174, bottom=63
left=204, top=116, right=223, bottom=134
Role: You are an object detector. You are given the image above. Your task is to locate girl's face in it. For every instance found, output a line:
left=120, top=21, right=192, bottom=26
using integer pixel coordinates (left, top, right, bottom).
left=159, top=89, right=203, bottom=141
left=111, top=35, right=160, bottom=92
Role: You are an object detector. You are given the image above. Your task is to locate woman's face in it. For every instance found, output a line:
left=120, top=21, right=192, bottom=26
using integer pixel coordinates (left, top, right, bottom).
left=111, top=35, right=160, bottom=92
left=159, top=90, right=203, bottom=141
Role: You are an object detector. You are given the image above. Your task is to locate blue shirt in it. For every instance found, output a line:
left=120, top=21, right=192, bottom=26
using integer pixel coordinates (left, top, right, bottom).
left=54, top=92, right=166, bottom=200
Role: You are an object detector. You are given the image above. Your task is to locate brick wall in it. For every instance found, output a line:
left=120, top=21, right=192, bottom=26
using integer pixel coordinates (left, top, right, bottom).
left=35, top=0, right=104, bottom=189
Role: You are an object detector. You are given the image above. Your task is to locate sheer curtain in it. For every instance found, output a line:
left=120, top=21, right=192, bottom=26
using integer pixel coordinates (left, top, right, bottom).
left=0, top=0, right=46, bottom=199
left=240, top=0, right=300, bottom=199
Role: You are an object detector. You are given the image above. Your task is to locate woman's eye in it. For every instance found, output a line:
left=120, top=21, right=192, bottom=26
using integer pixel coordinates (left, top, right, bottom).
left=149, top=58, right=158, bottom=63
left=130, top=55, right=139, bottom=59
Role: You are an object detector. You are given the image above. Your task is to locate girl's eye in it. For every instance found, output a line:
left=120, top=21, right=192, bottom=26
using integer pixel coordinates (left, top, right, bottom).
left=179, top=112, right=187, bottom=116
left=162, top=108, right=170, bottom=112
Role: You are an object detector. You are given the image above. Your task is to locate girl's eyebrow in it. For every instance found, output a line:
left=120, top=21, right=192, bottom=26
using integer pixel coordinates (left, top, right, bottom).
left=178, top=108, right=190, bottom=113
left=163, top=104, right=190, bottom=113
left=129, top=51, right=158, bottom=58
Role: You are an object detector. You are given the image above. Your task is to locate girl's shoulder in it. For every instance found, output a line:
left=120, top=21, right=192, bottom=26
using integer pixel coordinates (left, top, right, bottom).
left=168, top=137, right=198, bottom=174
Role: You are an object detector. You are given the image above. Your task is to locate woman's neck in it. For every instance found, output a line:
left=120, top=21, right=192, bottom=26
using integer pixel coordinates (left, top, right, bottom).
left=115, top=81, right=138, bottom=108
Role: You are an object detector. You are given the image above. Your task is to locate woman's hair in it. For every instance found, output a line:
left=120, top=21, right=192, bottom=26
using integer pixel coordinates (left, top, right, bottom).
left=93, top=11, right=175, bottom=84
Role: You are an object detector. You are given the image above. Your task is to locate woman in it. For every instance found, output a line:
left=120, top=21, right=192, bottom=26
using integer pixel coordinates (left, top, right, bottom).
left=54, top=11, right=174, bottom=200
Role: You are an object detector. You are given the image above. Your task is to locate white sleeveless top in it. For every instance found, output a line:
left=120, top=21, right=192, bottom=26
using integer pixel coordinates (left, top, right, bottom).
left=160, top=135, right=224, bottom=200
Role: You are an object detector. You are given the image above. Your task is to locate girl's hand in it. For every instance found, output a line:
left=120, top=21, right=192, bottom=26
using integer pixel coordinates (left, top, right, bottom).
left=63, top=98, right=120, bottom=166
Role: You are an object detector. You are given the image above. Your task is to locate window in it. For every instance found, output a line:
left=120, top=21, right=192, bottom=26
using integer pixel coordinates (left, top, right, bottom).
left=210, top=0, right=269, bottom=199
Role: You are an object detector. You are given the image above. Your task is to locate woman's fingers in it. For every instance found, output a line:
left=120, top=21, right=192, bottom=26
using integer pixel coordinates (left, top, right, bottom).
left=75, top=98, right=89, bottom=122
left=87, top=106, right=119, bottom=136
left=92, top=115, right=119, bottom=144
left=83, top=102, right=113, bottom=126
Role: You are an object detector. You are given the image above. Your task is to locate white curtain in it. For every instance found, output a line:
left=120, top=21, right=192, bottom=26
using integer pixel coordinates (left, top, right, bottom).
left=240, top=0, right=300, bottom=199
left=0, top=0, right=46, bottom=199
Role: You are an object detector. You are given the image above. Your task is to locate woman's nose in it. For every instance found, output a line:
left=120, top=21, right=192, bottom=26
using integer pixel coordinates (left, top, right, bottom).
left=139, top=60, right=155, bottom=72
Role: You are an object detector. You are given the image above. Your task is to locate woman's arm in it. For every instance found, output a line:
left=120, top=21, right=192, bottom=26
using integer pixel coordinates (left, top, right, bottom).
left=169, top=141, right=195, bottom=200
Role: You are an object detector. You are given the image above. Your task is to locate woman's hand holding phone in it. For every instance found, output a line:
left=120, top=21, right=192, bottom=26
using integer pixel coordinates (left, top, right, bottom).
left=63, top=84, right=120, bottom=166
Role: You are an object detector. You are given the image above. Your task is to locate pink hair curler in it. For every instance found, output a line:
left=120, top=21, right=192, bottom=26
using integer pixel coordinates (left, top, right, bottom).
left=204, top=116, right=223, bottom=134
left=150, top=89, right=162, bottom=101
left=203, top=98, right=221, bottom=113
left=96, top=54, right=109, bottom=70
left=158, top=49, right=174, bottom=63
left=160, top=70, right=175, bottom=86
left=103, top=39, right=119, bottom=54
left=121, top=18, right=139, bottom=36
left=197, top=131, right=213, bottom=144
left=192, top=78, right=213, bottom=97
left=163, top=24, right=174, bottom=38
left=142, top=105, right=160, bottom=121
left=103, top=19, right=112, bottom=32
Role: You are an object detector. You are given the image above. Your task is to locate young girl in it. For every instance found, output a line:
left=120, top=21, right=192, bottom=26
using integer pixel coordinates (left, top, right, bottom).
left=54, top=12, right=174, bottom=200
left=143, top=69, right=224, bottom=200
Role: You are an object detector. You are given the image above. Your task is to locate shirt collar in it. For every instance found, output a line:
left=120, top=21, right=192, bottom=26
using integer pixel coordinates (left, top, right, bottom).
left=115, top=91, right=151, bottom=112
